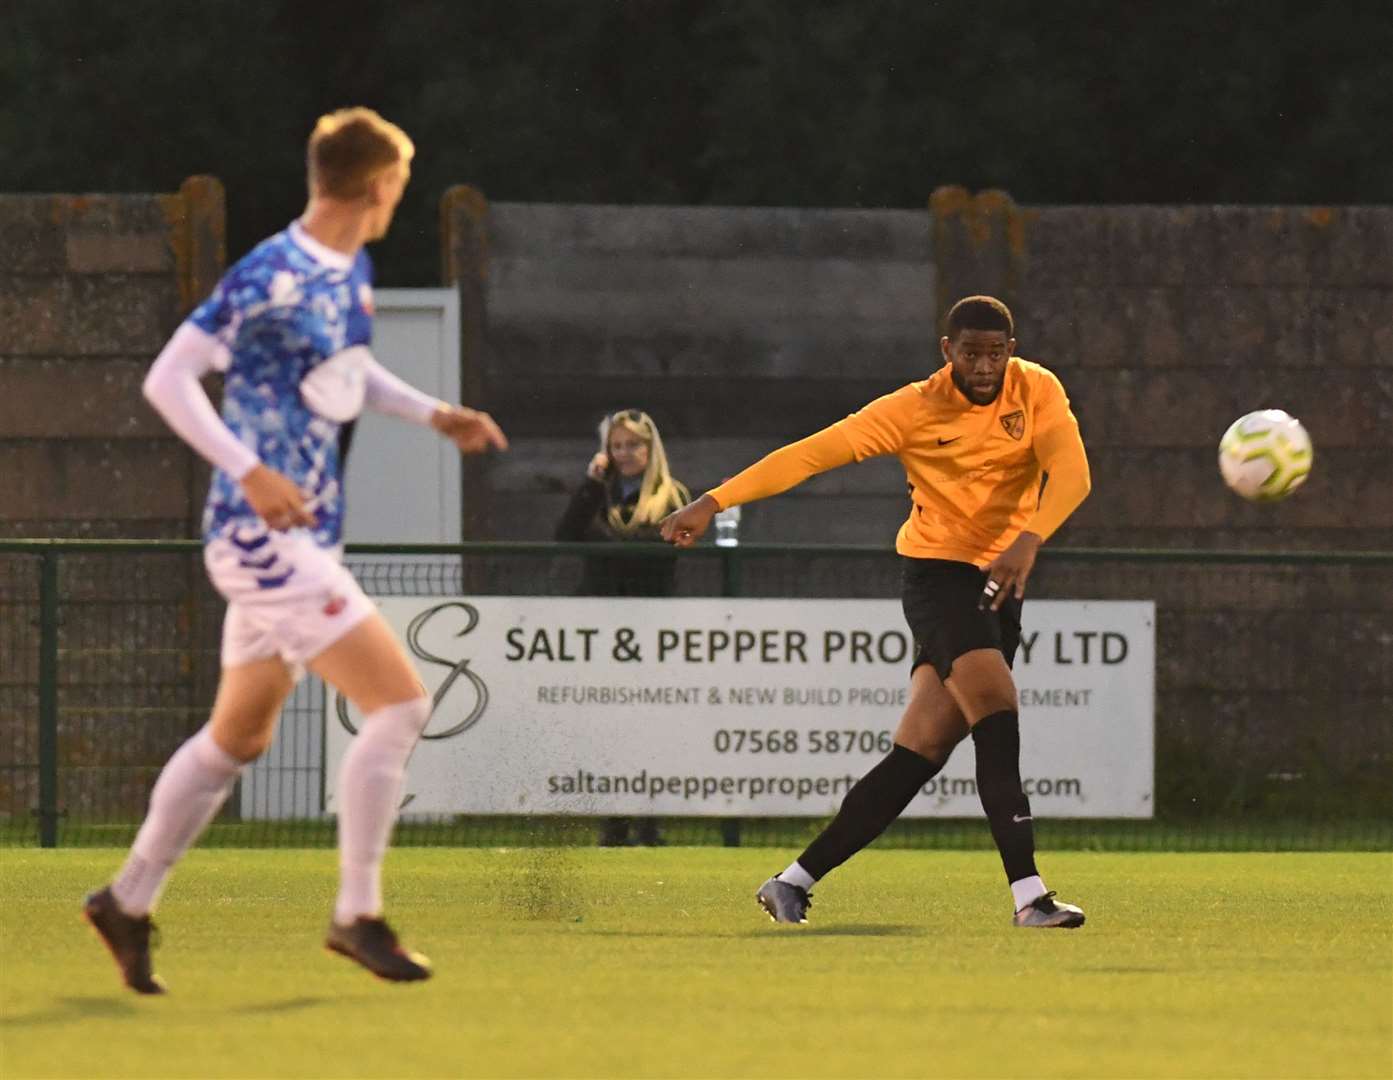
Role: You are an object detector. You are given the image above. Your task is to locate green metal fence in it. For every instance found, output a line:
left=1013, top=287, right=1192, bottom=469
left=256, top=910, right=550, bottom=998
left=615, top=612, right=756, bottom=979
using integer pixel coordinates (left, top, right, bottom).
left=2, top=539, right=1389, bottom=851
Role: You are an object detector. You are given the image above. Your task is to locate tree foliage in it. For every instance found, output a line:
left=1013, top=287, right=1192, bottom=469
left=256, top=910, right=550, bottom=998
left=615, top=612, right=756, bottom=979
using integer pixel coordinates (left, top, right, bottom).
left=4, top=0, right=1389, bottom=283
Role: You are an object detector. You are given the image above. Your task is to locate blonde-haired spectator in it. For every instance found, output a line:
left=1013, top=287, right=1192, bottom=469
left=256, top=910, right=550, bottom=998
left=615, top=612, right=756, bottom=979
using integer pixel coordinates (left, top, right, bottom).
left=556, top=409, right=690, bottom=846
left=555, top=409, right=690, bottom=596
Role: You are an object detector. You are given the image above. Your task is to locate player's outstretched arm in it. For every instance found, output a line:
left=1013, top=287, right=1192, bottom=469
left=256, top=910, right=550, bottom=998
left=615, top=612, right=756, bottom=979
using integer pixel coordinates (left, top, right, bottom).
left=429, top=404, right=508, bottom=455
left=359, top=352, right=507, bottom=455
left=660, top=493, right=721, bottom=547
left=660, top=424, right=857, bottom=547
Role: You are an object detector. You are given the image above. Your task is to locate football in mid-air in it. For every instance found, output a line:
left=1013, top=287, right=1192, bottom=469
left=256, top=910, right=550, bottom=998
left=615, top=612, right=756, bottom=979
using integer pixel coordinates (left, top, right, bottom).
left=1218, top=409, right=1313, bottom=501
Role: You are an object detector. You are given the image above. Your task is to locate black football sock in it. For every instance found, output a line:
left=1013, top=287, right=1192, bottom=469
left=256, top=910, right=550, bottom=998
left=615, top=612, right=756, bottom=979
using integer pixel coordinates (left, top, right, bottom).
left=972, top=709, right=1039, bottom=885
left=795, top=744, right=944, bottom=881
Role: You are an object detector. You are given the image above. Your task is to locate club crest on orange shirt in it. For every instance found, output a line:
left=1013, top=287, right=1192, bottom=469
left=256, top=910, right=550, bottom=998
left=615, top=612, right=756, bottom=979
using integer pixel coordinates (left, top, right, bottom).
left=1000, top=410, right=1025, bottom=440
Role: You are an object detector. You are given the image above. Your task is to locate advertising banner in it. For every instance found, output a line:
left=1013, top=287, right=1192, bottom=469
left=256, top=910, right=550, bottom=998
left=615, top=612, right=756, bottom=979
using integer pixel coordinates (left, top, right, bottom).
left=326, top=597, right=1154, bottom=818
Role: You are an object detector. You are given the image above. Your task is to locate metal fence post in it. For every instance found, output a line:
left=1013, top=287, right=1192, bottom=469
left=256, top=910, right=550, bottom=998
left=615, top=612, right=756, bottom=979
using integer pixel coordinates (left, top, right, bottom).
left=719, top=545, right=742, bottom=600
left=37, top=548, right=59, bottom=848
left=718, top=546, right=743, bottom=848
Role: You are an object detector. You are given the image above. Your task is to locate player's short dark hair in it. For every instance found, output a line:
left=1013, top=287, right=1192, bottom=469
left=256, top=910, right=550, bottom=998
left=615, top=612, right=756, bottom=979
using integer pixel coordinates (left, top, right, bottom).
left=945, top=295, right=1014, bottom=341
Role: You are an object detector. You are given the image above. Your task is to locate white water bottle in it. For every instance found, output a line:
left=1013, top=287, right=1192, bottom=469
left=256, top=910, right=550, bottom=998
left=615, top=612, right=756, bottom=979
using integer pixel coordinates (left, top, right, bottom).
left=714, top=504, right=741, bottom=547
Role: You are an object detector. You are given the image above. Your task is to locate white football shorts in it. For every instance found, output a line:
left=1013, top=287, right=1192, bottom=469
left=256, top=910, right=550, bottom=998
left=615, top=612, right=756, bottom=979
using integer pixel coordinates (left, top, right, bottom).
left=204, top=526, right=376, bottom=675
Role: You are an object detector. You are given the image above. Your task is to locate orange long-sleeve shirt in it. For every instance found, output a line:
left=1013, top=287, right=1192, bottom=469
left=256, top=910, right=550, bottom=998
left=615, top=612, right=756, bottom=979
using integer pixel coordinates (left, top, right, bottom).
left=707, top=358, right=1091, bottom=567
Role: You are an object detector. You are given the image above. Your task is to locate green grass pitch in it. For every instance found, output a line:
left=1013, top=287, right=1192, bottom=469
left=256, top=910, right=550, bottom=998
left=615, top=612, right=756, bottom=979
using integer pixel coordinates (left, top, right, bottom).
left=2, top=849, right=1390, bottom=1079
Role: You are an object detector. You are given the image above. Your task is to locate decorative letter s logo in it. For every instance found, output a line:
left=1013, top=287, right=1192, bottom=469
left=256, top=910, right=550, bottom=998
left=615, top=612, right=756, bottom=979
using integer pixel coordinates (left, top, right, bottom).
left=335, top=602, right=489, bottom=739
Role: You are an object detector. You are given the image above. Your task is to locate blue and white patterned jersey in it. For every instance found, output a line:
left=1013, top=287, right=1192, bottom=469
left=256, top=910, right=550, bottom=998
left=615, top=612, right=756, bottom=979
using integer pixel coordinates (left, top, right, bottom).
left=189, top=223, right=374, bottom=550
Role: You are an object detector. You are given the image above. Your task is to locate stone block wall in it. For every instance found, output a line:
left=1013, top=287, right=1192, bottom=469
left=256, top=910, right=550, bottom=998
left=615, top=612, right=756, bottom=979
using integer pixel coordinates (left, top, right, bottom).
left=952, top=196, right=1393, bottom=551
left=0, top=181, right=225, bottom=832
left=443, top=193, right=934, bottom=543
left=0, top=177, right=224, bottom=539
left=446, top=190, right=1392, bottom=552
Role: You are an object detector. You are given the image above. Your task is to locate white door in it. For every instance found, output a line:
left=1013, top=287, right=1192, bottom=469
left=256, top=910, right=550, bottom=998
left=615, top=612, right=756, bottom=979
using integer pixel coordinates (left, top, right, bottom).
left=341, top=288, right=462, bottom=543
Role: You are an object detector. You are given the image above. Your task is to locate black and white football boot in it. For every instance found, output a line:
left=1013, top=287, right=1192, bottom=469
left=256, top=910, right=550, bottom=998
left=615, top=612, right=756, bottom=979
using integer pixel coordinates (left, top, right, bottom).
left=756, top=876, right=812, bottom=924
left=1012, top=891, right=1085, bottom=929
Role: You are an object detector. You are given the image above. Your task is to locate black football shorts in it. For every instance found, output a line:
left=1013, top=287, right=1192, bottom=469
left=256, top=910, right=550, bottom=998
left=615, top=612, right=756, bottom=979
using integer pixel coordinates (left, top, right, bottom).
left=900, top=556, right=1022, bottom=682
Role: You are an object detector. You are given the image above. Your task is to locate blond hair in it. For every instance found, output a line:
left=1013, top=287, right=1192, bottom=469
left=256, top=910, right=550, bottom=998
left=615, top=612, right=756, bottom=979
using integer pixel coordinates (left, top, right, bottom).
left=599, top=410, right=690, bottom=535
left=307, top=107, right=414, bottom=199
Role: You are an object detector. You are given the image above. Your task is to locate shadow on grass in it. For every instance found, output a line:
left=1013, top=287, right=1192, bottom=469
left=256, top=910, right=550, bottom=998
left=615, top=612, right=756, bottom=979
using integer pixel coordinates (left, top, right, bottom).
left=0, top=995, right=137, bottom=1027
left=231, top=995, right=333, bottom=1015
left=787, top=923, right=925, bottom=938
left=575, top=923, right=925, bottom=940
left=1072, top=966, right=1170, bottom=974
left=1, top=993, right=344, bottom=1030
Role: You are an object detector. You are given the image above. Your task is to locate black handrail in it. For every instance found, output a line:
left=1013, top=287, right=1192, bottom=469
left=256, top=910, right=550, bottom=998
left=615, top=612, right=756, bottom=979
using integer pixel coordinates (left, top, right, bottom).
left=1, top=538, right=1389, bottom=564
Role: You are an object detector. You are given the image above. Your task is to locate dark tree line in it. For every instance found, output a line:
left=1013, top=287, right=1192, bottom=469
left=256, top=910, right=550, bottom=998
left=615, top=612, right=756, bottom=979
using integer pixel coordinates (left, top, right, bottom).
left=4, top=0, right=1389, bottom=284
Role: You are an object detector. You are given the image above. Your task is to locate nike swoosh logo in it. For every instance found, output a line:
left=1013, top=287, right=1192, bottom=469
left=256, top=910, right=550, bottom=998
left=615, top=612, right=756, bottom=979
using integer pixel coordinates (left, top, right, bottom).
left=1012, top=814, right=1033, bottom=823
left=938, top=436, right=963, bottom=446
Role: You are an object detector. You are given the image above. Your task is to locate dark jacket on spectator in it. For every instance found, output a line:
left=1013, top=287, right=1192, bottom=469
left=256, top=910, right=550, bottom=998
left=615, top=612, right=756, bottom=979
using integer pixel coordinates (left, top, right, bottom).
left=554, top=476, right=683, bottom=596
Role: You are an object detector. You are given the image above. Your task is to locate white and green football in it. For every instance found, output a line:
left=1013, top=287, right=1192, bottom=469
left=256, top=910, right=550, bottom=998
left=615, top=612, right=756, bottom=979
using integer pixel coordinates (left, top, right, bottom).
left=1218, top=409, right=1314, bottom=502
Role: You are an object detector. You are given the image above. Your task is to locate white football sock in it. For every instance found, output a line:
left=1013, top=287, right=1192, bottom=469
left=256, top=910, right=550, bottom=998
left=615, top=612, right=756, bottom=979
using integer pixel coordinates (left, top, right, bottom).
left=334, top=697, right=430, bottom=925
left=1010, top=874, right=1048, bottom=912
left=777, top=861, right=817, bottom=890
left=111, top=726, right=244, bottom=917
